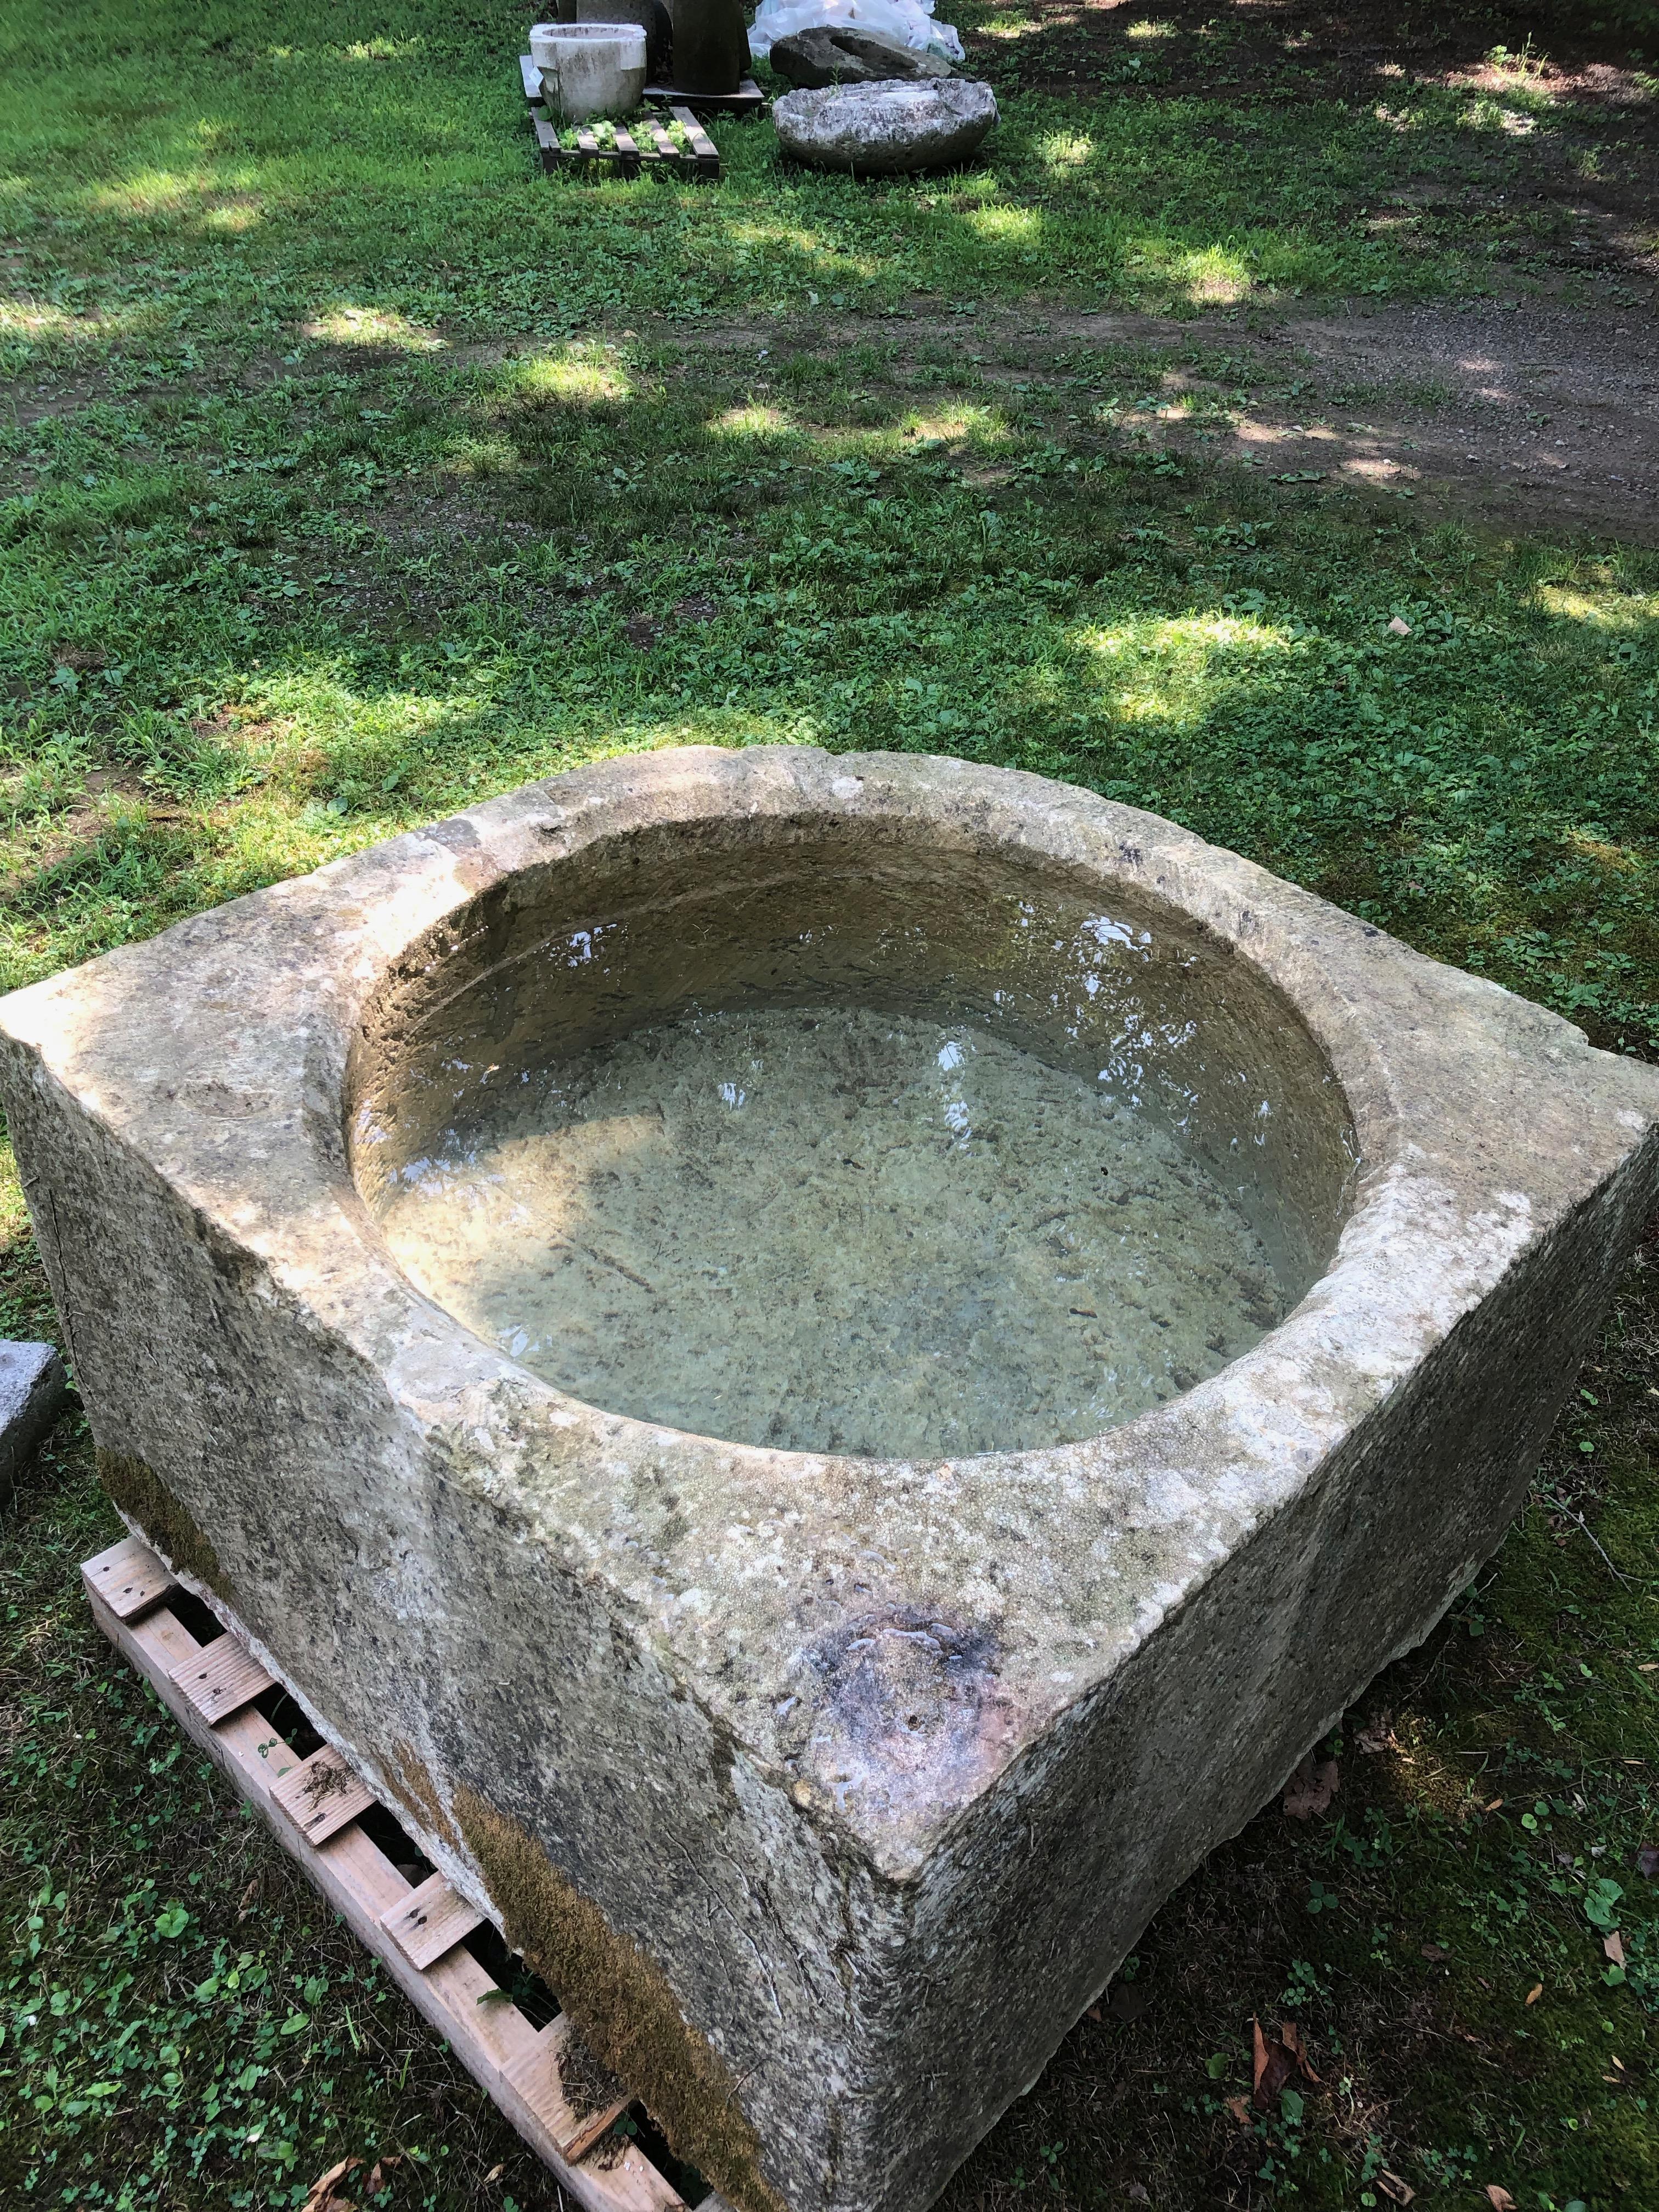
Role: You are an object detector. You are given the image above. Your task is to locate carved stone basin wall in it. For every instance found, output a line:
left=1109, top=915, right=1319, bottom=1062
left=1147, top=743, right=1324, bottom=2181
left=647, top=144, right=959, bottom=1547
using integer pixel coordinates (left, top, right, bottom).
left=351, top=796, right=1353, bottom=1463
left=3, top=747, right=1655, bottom=2212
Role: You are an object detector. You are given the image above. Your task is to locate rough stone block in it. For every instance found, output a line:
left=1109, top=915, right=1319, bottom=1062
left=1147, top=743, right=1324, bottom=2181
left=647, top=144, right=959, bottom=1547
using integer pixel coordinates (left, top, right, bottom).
left=1, top=748, right=1655, bottom=2212
left=0, top=1338, right=67, bottom=1500
left=768, top=27, right=952, bottom=89
left=774, top=78, right=997, bottom=173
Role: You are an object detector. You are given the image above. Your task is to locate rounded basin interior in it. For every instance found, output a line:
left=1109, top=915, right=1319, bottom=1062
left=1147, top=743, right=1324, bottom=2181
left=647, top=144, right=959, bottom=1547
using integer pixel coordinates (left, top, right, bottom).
left=349, top=815, right=1357, bottom=1460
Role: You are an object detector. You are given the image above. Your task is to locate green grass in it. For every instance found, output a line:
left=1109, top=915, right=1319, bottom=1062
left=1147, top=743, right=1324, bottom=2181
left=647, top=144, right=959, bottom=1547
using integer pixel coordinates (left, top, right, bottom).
left=3, top=1, right=1659, bottom=2208
left=1, top=0, right=1654, bottom=359
left=2, top=1426, right=574, bottom=2212
left=6, top=337, right=1658, bottom=1048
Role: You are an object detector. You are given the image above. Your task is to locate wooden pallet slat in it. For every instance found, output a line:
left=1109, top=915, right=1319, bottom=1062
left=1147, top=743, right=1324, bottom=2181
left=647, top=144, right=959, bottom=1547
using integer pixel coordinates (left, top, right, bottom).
left=82, top=1539, right=690, bottom=2212
left=84, top=1532, right=174, bottom=1620
left=168, top=1632, right=275, bottom=1723
left=380, top=1870, right=487, bottom=1971
left=532, top=108, right=563, bottom=172
left=669, top=103, right=720, bottom=177
left=270, top=1741, right=377, bottom=1845
left=503, top=2015, right=633, bottom=2162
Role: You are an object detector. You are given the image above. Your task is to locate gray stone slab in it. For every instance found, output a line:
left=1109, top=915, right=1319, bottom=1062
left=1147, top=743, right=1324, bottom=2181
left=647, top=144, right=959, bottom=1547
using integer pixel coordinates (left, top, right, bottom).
left=1, top=747, right=1655, bottom=2212
left=0, top=1338, right=66, bottom=1500
left=768, top=27, right=953, bottom=89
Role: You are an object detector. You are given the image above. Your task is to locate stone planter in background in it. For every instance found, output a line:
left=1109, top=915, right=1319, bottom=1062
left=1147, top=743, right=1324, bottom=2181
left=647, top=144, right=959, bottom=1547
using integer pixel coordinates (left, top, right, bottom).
left=529, top=20, right=648, bottom=119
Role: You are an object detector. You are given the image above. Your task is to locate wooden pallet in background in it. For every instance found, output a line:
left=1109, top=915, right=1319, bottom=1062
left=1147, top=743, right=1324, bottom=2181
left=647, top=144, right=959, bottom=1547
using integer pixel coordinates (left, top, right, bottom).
left=518, top=54, right=723, bottom=178
left=83, top=1533, right=735, bottom=2212
left=641, top=78, right=765, bottom=117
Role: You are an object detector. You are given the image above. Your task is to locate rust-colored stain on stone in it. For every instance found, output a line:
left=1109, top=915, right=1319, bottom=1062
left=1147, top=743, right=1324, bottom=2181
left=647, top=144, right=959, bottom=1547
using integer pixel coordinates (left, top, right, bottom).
left=790, top=1609, right=1021, bottom=1831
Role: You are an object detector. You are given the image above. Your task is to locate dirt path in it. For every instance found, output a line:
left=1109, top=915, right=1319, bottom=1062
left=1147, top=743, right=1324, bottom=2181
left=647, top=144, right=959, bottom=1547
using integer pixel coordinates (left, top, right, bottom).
left=685, top=295, right=1659, bottom=540
left=1078, top=297, right=1659, bottom=540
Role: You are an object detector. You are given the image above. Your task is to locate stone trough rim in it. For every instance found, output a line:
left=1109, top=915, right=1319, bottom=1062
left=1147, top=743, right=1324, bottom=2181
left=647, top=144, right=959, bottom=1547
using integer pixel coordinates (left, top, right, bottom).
left=6, top=744, right=1656, bottom=1877
left=350, top=751, right=1364, bottom=1475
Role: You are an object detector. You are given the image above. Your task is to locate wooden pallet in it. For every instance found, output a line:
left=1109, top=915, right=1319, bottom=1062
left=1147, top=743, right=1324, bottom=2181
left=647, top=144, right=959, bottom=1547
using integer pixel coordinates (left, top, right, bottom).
left=519, top=54, right=723, bottom=177
left=642, top=78, right=765, bottom=117
left=82, top=1533, right=732, bottom=2212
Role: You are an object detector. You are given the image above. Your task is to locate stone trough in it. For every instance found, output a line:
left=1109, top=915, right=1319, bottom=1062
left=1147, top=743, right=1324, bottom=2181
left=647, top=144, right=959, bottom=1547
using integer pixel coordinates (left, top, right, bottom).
left=2, top=747, right=1655, bottom=2212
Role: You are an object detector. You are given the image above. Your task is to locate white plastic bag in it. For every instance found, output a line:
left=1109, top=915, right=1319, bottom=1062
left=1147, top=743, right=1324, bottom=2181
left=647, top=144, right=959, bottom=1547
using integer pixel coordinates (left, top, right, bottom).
left=749, top=0, right=964, bottom=67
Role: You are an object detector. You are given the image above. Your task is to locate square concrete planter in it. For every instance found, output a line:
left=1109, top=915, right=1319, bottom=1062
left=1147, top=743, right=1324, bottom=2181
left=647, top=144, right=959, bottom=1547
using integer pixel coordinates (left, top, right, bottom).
left=2, top=748, right=1655, bottom=2212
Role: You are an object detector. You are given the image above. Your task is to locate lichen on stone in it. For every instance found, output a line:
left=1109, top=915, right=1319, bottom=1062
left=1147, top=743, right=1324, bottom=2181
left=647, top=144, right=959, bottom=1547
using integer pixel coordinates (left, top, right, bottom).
left=455, top=1786, right=785, bottom=2212
left=97, top=1447, right=235, bottom=1606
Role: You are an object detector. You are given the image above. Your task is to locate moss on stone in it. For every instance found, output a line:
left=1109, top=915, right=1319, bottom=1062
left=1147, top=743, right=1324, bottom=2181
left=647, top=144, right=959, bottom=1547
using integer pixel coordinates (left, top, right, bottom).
left=455, top=1786, right=785, bottom=2212
left=388, top=1738, right=463, bottom=1856
left=97, top=1447, right=235, bottom=1607
left=557, top=2024, right=627, bottom=2126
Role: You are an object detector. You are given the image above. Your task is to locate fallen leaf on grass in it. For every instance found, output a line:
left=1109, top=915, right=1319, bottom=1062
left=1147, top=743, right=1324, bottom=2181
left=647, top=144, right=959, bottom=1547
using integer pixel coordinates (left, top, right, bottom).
left=1278, top=2021, right=1321, bottom=2082
left=1251, top=2017, right=1318, bottom=2107
left=1252, top=2017, right=1294, bottom=2108
left=1526, top=1983, right=1543, bottom=2006
left=1484, top=2188, right=1516, bottom=2211
left=363, top=2155, right=403, bottom=2197
left=1283, top=1754, right=1340, bottom=1819
left=1605, top=1929, right=1627, bottom=1969
left=1357, top=1710, right=1398, bottom=1754
left=303, top=2159, right=362, bottom=2212
left=1225, top=2094, right=1252, bottom=2127
left=1376, top=2174, right=1415, bottom=2207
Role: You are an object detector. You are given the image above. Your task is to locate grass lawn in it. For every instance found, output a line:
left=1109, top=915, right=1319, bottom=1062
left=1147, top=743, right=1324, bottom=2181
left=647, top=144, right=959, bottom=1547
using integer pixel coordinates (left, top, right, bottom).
left=3, top=0, right=1658, bottom=2207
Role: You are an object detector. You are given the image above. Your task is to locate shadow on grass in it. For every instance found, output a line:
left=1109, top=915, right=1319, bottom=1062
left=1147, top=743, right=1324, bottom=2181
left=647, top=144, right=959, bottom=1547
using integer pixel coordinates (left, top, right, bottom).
left=6, top=330, right=1656, bottom=1048
left=8, top=0, right=1634, bottom=369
